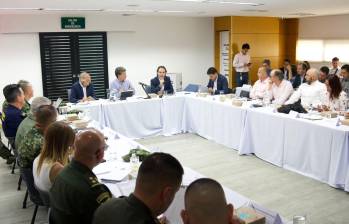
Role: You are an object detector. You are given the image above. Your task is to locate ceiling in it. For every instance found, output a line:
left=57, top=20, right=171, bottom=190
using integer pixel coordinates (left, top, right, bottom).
left=0, top=0, right=349, bottom=18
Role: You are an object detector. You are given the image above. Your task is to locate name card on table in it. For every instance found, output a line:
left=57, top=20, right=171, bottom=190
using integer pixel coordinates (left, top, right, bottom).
left=289, top=110, right=300, bottom=118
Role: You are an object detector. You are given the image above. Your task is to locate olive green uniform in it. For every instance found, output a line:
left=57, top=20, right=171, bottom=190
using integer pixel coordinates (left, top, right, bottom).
left=15, top=113, right=35, bottom=149
left=17, top=126, right=43, bottom=168
left=93, top=194, right=160, bottom=224
left=50, top=159, right=112, bottom=224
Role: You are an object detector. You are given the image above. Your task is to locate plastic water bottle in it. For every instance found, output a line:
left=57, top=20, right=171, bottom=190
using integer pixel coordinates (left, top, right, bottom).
left=130, top=153, right=139, bottom=178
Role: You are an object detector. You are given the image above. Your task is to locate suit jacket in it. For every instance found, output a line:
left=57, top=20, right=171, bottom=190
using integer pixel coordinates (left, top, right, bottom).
left=207, top=74, right=229, bottom=95
left=150, top=76, right=174, bottom=94
left=280, top=64, right=297, bottom=80
left=69, top=81, right=96, bottom=103
left=291, top=74, right=306, bottom=89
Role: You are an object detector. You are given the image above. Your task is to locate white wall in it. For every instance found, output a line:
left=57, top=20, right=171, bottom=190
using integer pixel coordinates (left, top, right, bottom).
left=298, top=14, right=349, bottom=69
left=299, top=14, right=349, bottom=39
left=0, top=14, right=214, bottom=103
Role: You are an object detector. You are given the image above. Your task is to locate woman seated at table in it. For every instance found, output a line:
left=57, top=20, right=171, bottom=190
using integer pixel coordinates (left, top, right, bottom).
left=150, top=65, right=174, bottom=95
left=33, top=121, right=75, bottom=192
left=322, top=74, right=347, bottom=111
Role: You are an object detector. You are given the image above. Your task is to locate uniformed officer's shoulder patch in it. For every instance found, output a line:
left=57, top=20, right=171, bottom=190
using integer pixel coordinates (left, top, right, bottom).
left=92, top=183, right=112, bottom=204
left=88, top=176, right=101, bottom=188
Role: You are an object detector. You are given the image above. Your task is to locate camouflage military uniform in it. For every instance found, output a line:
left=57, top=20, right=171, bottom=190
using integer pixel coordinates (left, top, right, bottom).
left=50, top=159, right=112, bottom=224
left=17, top=126, right=43, bottom=168
left=15, top=113, right=36, bottom=149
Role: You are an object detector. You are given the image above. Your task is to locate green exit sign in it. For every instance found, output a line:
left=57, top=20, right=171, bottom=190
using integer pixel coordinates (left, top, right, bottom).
left=61, top=17, right=85, bottom=29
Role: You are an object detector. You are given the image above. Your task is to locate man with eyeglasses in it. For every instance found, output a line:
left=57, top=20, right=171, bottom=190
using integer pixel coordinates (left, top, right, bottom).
left=49, top=128, right=112, bottom=224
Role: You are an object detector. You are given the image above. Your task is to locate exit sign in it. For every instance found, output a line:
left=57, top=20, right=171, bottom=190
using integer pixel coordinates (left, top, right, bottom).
left=61, top=17, right=85, bottom=29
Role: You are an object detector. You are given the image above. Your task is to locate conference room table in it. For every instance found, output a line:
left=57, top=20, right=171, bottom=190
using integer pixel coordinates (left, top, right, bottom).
left=86, top=120, right=286, bottom=224
left=70, top=92, right=349, bottom=192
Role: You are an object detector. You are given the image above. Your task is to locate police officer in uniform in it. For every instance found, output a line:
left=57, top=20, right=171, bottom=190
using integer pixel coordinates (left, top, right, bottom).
left=50, top=128, right=112, bottom=224
left=93, top=152, right=184, bottom=224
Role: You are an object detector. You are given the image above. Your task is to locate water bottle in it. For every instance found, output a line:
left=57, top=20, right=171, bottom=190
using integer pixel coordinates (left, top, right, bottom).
left=130, top=152, right=139, bottom=178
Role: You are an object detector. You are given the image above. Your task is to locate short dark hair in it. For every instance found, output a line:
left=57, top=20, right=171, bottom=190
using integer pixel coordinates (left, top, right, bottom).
left=272, top=69, right=284, bottom=81
left=298, top=62, right=307, bottom=71
left=327, top=75, right=342, bottom=99
left=284, top=59, right=290, bottom=63
left=185, top=178, right=223, bottom=198
left=35, top=105, right=57, bottom=126
left=263, top=59, right=271, bottom=66
left=3, top=84, right=22, bottom=103
left=136, top=152, right=184, bottom=195
left=207, top=67, right=218, bottom=75
left=242, top=43, right=250, bottom=50
left=341, top=64, right=349, bottom=73
left=320, top=66, right=330, bottom=75
left=332, top=57, right=339, bottom=62
left=303, top=61, right=310, bottom=70
left=114, top=67, right=126, bottom=78
left=157, top=65, right=167, bottom=73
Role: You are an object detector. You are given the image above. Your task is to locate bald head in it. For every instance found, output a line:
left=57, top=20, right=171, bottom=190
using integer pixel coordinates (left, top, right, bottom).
left=74, top=128, right=105, bottom=169
left=305, top=68, right=319, bottom=84
left=182, top=178, right=233, bottom=224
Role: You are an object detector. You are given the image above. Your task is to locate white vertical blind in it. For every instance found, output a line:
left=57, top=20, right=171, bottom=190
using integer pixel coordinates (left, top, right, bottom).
left=297, top=39, right=349, bottom=63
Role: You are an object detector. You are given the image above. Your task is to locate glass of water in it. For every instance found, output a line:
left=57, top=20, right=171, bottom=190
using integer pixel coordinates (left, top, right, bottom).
left=293, top=215, right=306, bottom=224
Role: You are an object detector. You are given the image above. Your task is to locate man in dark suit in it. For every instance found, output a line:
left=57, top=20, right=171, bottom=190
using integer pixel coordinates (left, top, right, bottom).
left=150, top=65, right=174, bottom=95
left=291, top=63, right=307, bottom=89
left=69, top=72, right=97, bottom=103
left=207, top=67, right=229, bottom=95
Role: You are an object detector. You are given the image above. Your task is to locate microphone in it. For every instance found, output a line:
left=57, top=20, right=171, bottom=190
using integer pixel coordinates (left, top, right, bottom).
left=138, top=82, right=148, bottom=86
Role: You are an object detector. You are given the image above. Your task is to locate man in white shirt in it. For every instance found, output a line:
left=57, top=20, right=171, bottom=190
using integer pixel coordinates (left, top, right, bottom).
left=250, top=67, right=270, bottom=99
left=285, top=68, right=327, bottom=109
left=267, top=69, right=293, bottom=105
left=329, top=57, right=341, bottom=77
left=109, top=66, right=135, bottom=95
left=233, top=43, right=251, bottom=87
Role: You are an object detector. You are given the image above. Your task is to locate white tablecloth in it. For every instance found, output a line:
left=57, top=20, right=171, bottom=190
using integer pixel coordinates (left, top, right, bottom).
left=71, top=94, right=349, bottom=192
left=87, top=121, right=266, bottom=224
left=183, top=95, right=246, bottom=149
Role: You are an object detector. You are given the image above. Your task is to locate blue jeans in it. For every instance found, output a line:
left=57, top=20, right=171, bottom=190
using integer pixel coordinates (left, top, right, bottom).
left=236, top=72, right=249, bottom=87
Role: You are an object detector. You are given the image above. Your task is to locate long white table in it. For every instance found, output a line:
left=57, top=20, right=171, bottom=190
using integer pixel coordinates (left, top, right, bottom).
left=87, top=121, right=285, bottom=224
left=72, top=93, right=349, bottom=192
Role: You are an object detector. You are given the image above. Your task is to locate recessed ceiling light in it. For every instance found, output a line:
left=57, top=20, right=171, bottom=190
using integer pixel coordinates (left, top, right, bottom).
left=127, top=4, right=140, bottom=7
left=155, top=10, right=187, bottom=13
left=43, top=8, right=103, bottom=11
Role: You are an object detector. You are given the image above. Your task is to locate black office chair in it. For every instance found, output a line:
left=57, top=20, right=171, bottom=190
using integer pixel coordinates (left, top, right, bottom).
left=20, top=167, right=44, bottom=224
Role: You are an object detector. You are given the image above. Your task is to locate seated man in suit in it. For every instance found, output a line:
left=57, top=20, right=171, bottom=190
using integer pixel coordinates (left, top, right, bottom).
left=207, top=67, right=228, bottom=95
left=150, top=66, right=174, bottom=96
left=291, top=63, right=307, bottom=89
left=69, top=72, right=96, bottom=103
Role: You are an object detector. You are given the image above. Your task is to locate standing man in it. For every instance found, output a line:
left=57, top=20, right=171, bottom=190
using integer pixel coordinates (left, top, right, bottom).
left=207, top=67, right=229, bottom=95
left=110, top=66, right=135, bottom=95
left=233, top=43, right=251, bottom=87
left=69, top=72, right=97, bottom=103
left=329, top=57, right=341, bottom=77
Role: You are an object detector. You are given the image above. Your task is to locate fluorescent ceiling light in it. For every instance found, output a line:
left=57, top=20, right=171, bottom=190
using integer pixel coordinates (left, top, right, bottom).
left=105, top=9, right=153, bottom=13
left=43, top=8, right=103, bottom=11
left=171, top=0, right=264, bottom=5
left=0, top=8, right=41, bottom=10
left=156, top=10, right=187, bottom=13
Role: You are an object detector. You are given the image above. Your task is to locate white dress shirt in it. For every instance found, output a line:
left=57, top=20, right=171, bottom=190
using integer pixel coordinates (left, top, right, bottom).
left=213, top=78, right=218, bottom=92
left=250, top=77, right=270, bottom=99
left=285, top=80, right=327, bottom=108
left=80, top=82, right=87, bottom=98
left=267, top=80, right=294, bottom=105
left=324, top=91, right=347, bottom=111
left=233, top=52, right=250, bottom=73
